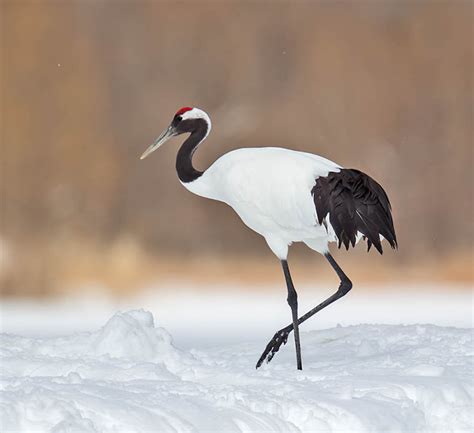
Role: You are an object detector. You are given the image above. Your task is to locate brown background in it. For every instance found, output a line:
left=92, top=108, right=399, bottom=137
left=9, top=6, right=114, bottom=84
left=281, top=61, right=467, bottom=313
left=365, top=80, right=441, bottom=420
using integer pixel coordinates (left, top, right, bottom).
left=1, top=0, right=472, bottom=296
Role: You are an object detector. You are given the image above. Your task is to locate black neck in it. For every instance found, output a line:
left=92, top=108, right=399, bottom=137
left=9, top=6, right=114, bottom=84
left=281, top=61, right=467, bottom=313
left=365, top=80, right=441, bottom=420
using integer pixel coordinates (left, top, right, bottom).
left=176, top=119, right=208, bottom=183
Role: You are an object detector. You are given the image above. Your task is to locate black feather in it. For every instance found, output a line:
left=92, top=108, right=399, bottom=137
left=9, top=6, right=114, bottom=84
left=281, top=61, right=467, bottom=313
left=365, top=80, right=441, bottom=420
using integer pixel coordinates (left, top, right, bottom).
left=312, top=169, right=397, bottom=254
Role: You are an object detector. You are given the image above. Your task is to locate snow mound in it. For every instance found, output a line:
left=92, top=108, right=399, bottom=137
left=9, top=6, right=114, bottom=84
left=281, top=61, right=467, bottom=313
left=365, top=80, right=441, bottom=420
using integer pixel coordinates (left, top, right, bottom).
left=1, top=311, right=472, bottom=433
left=88, top=309, right=185, bottom=364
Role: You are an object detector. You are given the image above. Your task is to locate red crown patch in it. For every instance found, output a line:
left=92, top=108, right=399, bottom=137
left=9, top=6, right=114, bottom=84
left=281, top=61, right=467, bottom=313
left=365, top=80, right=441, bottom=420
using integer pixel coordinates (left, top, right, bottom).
left=175, top=107, right=193, bottom=116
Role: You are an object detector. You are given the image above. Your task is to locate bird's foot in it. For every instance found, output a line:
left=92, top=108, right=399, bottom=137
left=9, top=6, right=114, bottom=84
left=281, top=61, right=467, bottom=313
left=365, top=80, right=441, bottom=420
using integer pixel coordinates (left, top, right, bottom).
left=256, top=325, right=293, bottom=369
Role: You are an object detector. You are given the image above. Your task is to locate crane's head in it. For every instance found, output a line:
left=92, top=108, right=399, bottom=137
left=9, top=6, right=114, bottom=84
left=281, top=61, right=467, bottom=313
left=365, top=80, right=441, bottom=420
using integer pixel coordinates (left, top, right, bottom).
left=140, top=107, right=211, bottom=160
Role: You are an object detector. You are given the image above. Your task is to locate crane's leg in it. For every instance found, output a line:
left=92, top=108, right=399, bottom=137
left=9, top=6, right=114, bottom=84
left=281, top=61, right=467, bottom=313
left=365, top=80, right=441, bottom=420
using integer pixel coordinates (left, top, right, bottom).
left=281, top=260, right=303, bottom=370
left=256, top=253, right=352, bottom=368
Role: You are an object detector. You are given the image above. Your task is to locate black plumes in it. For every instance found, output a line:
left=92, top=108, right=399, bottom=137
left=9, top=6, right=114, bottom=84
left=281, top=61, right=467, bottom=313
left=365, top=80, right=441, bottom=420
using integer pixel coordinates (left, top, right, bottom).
left=312, top=169, right=397, bottom=254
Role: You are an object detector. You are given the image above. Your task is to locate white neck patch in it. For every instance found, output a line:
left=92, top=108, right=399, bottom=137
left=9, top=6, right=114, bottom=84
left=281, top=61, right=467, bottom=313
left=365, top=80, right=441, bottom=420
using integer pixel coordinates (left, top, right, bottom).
left=181, top=108, right=211, bottom=140
left=181, top=108, right=212, bottom=128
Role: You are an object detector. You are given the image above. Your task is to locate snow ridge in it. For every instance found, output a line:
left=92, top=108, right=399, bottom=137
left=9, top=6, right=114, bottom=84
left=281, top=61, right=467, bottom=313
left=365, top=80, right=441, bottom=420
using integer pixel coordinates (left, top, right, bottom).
left=1, top=310, right=472, bottom=433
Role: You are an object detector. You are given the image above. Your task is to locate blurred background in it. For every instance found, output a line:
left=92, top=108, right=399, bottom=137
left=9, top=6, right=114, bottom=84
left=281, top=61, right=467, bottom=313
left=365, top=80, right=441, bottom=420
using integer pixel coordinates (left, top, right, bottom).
left=1, top=0, right=473, bottom=301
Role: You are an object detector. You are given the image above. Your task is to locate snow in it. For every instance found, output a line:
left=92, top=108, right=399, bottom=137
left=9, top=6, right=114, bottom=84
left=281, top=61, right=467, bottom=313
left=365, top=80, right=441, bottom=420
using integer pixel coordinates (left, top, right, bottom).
left=1, top=284, right=472, bottom=346
left=1, top=285, right=473, bottom=432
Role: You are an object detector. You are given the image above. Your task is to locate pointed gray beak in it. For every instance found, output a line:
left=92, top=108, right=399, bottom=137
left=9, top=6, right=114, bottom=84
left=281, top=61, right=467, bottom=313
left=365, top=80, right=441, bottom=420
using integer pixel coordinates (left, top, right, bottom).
left=140, top=125, right=177, bottom=160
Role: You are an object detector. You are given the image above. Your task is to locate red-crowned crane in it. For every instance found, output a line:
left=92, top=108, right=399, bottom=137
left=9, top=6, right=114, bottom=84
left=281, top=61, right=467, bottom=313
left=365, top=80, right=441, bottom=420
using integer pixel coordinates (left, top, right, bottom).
left=140, top=107, right=397, bottom=370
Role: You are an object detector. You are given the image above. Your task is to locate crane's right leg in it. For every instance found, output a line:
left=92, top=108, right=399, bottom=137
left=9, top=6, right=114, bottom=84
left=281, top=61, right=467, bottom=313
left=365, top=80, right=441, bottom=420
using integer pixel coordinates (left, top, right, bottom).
left=256, top=253, right=352, bottom=368
left=281, top=260, right=303, bottom=370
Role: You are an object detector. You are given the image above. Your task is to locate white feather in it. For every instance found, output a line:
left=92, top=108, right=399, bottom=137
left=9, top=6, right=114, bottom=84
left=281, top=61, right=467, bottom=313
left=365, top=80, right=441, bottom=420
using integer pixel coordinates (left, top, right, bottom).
left=181, top=147, right=341, bottom=259
left=181, top=108, right=211, bottom=134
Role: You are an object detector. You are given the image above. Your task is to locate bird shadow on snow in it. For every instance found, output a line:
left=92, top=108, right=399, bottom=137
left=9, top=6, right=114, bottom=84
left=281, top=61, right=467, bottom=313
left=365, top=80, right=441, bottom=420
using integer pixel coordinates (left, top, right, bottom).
left=0, top=309, right=472, bottom=433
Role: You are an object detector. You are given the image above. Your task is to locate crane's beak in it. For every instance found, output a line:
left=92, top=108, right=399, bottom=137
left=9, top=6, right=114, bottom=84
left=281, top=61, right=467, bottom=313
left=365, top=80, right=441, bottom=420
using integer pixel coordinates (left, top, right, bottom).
left=140, top=125, right=177, bottom=160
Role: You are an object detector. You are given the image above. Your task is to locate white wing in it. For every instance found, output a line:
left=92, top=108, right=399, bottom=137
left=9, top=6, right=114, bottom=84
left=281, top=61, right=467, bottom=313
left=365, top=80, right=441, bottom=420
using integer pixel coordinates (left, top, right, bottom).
left=185, top=147, right=340, bottom=237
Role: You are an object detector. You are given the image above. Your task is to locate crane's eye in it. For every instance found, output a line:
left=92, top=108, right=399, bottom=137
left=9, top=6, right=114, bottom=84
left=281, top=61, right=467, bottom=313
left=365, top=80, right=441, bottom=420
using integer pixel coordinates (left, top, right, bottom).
left=175, top=116, right=182, bottom=123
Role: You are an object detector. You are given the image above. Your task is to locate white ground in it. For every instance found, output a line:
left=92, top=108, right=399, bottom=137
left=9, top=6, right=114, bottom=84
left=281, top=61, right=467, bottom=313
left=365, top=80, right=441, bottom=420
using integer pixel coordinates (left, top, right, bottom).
left=0, top=284, right=473, bottom=432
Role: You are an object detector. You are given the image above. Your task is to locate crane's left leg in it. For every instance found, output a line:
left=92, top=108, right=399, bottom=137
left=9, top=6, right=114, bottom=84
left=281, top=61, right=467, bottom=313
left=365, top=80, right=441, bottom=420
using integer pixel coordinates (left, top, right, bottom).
left=281, top=260, right=303, bottom=370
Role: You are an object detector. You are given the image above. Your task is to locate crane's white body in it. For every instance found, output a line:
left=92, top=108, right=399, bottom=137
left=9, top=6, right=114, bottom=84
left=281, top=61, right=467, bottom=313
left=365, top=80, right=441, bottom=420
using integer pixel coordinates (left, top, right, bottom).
left=141, top=107, right=396, bottom=370
left=139, top=107, right=380, bottom=261
left=182, top=147, right=342, bottom=259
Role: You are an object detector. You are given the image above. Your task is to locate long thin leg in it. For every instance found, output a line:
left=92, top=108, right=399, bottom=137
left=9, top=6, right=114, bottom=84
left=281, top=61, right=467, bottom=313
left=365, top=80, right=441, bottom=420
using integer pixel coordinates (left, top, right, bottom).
left=281, top=260, right=303, bottom=370
left=256, top=253, right=352, bottom=368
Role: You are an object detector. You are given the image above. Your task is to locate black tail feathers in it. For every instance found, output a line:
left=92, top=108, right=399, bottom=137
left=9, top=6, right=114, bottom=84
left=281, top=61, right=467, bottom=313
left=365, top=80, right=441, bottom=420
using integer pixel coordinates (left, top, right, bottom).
left=312, top=169, right=397, bottom=254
